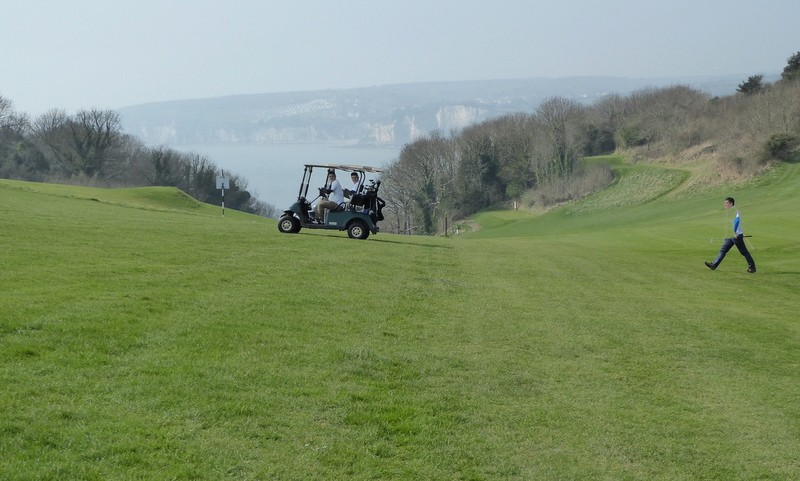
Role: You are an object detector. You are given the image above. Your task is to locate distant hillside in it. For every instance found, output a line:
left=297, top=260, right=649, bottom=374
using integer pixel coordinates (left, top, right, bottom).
left=118, top=75, right=768, bottom=147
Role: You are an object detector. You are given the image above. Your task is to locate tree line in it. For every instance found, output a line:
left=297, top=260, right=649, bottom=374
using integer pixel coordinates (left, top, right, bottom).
left=381, top=52, right=800, bottom=235
left=3, top=52, right=798, bottom=230
left=0, top=104, right=276, bottom=217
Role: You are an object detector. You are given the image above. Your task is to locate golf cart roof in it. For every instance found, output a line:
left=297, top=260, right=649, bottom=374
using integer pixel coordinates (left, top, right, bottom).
left=304, top=163, right=383, bottom=174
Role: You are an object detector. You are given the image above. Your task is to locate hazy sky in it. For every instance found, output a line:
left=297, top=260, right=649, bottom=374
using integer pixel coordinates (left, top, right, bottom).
left=2, top=0, right=798, bottom=116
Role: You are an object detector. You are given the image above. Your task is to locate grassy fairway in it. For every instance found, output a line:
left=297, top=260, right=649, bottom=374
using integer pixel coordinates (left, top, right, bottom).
left=1, top=161, right=799, bottom=480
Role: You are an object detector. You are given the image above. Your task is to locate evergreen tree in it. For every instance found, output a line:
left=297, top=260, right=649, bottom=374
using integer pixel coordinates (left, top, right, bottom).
left=737, top=74, right=765, bottom=95
left=781, top=51, right=800, bottom=82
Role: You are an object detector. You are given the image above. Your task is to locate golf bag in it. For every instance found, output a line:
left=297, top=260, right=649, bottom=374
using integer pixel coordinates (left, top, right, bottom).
left=349, top=180, right=384, bottom=222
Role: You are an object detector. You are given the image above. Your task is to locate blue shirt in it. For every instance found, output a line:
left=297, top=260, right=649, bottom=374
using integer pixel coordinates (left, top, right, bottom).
left=732, top=210, right=744, bottom=236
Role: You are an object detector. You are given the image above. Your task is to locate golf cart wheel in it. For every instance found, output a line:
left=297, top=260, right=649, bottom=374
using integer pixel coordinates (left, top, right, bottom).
left=347, top=220, right=369, bottom=240
left=278, top=216, right=300, bottom=234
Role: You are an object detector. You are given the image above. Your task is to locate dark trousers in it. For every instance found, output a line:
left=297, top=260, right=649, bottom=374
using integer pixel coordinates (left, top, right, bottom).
left=714, top=236, right=756, bottom=269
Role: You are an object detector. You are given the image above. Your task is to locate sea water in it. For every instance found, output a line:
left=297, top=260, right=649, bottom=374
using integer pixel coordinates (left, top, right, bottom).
left=173, top=142, right=400, bottom=209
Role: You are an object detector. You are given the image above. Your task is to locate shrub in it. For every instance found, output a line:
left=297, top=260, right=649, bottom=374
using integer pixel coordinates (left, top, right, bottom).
left=618, top=124, right=648, bottom=147
left=765, top=132, right=798, bottom=161
left=521, top=164, right=613, bottom=208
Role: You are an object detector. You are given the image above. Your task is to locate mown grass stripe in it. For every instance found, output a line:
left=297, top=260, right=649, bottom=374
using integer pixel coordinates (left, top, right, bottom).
left=1, top=161, right=799, bottom=479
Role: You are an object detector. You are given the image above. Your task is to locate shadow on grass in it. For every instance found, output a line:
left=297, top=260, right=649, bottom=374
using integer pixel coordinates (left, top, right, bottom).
left=369, top=237, right=452, bottom=249
left=297, top=231, right=452, bottom=249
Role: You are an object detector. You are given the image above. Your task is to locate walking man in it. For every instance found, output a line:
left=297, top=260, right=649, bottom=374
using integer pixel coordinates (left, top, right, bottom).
left=705, top=197, right=757, bottom=273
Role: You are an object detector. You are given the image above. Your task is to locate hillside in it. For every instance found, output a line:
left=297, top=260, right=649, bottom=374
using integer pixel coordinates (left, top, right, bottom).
left=2, top=159, right=799, bottom=480
left=118, top=74, right=760, bottom=147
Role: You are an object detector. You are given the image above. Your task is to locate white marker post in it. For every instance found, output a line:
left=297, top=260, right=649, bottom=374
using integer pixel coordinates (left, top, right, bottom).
left=216, top=171, right=230, bottom=217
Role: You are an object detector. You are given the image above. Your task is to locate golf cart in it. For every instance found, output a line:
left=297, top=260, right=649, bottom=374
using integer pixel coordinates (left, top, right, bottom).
left=277, top=164, right=385, bottom=240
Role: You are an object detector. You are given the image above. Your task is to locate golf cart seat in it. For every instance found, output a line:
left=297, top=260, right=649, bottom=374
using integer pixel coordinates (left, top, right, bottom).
left=319, top=203, right=346, bottom=222
left=349, top=193, right=368, bottom=207
left=324, top=203, right=346, bottom=214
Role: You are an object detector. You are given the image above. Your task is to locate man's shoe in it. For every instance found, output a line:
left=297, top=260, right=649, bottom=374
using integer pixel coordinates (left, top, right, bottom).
left=747, top=267, right=757, bottom=273
left=704, top=261, right=716, bottom=271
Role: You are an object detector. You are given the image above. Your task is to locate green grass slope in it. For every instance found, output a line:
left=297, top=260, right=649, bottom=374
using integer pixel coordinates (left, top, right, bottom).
left=1, top=162, right=799, bottom=480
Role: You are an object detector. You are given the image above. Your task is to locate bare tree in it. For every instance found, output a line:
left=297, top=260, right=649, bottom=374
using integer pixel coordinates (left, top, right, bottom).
left=381, top=160, right=417, bottom=234
left=68, top=109, right=124, bottom=178
left=535, top=96, right=583, bottom=181
left=147, top=146, right=185, bottom=186
left=382, top=132, right=456, bottom=234
left=30, top=108, right=125, bottom=180
left=455, top=121, right=506, bottom=212
left=30, top=109, right=72, bottom=174
left=0, top=95, right=14, bottom=126
left=181, top=152, right=217, bottom=202
left=0, top=96, right=30, bottom=135
left=0, top=96, right=37, bottom=179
